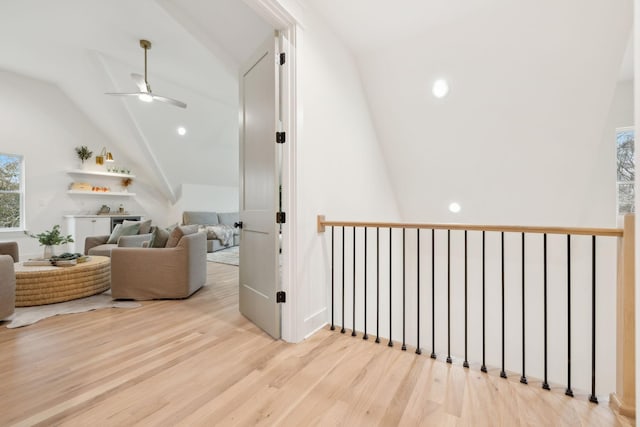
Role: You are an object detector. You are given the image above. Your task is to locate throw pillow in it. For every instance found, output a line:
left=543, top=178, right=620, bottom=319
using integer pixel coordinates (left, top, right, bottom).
left=151, top=227, right=170, bottom=248
left=123, top=219, right=152, bottom=234
left=165, top=224, right=199, bottom=248
left=106, top=222, right=141, bottom=244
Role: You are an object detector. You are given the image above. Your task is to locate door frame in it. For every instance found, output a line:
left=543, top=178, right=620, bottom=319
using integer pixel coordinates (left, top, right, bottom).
left=244, top=0, right=302, bottom=342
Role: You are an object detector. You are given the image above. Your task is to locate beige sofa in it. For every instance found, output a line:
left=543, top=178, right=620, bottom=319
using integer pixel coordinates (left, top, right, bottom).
left=84, top=233, right=153, bottom=257
left=110, top=230, right=207, bottom=300
left=182, top=211, right=240, bottom=252
left=0, top=255, right=16, bottom=319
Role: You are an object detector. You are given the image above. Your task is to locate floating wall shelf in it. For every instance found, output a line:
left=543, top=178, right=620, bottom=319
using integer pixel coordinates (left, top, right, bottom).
left=67, top=190, right=135, bottom=197
left=68, top=170, right=136, bottom=178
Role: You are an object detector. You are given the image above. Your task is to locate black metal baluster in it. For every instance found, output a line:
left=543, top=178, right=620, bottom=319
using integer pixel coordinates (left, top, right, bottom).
left=431, top=229, right=436, bottom=359
left=481, top=231, right=487, bottom=373
left=500, top=232, right=506, bottom=378
left=589, top=236, right=598, bottom=403
left=363, top=227, right=369, bottom=340
left=566, top=234, right=574, bottom=397
left=331, top=226, right=335, bottom=331
left=416, top=229, right=422, bottom=355
left=402, top=228, right=406, bottom=351
left=389, top=227, right=393, bottom=347
left=463, top=230, right=469, bottom=368
left=447, top=229, right=452, bottom=364
left=542, top=233, right=550, bottom=390
left=520, top=232, right=527, bottom=384
left=352, top=227, right=357, bottom=337
left=376, top=228, right=380, bottom=344
left=341, top=227, right=345, bottom=334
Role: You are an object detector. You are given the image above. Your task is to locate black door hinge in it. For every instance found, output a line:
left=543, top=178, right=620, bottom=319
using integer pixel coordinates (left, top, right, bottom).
left=276, top=291, right=286, bottom=303
left=276, top=211, right=286, bottom=224
left=276, top=131, right=286, bottom=144
left=279, top=52, right=286, bottom=65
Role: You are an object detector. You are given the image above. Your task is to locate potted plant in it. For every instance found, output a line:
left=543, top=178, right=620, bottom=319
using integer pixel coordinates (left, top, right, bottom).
left=75, top=146, right=93, bottom=168
left=27, top=225, right=74, bottom=259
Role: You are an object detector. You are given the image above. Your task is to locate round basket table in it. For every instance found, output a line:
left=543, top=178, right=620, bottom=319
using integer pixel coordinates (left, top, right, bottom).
left=14, top=256, right=110, bottom=307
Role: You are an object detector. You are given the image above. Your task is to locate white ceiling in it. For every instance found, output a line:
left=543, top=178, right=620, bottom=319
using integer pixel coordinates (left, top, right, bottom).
left=303, top=0, right=498, bottom=54
left=302, top=0, right=633, bottom=224
left=0, top=0, right=272, bottom=201
left=0, top=0, right=633, bottom=217
left=305, top=0, right=633, bottom=82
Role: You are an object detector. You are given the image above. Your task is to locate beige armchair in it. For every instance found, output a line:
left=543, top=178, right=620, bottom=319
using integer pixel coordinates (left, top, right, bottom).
left=0, top=241, right=19, bottom=262
left=0, top=255, right=16, bottom=319
left=110, top=231, right=207, bottom=300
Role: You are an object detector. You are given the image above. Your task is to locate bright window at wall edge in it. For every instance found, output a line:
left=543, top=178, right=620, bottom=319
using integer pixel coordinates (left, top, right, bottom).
left=0, top=152, right=24, bottom=231
left=616, top=127, right=635, bottom=214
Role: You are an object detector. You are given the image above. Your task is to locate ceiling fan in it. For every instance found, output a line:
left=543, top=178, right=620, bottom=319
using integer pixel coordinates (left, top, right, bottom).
left=105, top=39, right=187, bottom=109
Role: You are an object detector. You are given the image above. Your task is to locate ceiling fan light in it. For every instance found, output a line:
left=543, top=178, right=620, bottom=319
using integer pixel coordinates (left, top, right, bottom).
left=138, top=93, right=153, bottom=103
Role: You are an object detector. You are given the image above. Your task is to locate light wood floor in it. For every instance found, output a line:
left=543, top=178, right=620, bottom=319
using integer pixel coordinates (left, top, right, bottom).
left=0, top=262, right=634, bottom=426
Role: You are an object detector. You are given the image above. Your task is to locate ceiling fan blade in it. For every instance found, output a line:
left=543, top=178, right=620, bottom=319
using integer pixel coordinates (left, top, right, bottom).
left=106, top=40, right=186, bottom=109
left=105, top=92, right=146, bottom=97
left=130, top=73, right=149, bottom=92
left=151, top=94, right=187, bottom=109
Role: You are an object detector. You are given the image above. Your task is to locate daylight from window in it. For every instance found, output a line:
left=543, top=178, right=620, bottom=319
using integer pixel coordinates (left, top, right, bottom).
left=616, top=127, right=635, bottom=214
left=0, top=153, right=23, bottom=229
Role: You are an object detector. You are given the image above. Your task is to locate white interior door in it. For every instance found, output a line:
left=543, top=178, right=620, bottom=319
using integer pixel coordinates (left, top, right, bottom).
left=239, top=35, right=281, bottom=339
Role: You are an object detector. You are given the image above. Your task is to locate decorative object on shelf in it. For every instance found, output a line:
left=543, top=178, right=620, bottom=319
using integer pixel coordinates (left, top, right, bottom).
left=70, top=182, right=92, bottom=191
left=121, top=177, right=133, bottom=192
left=105, top=39, right=187, bottom=109
left=74, top=146, right=93, bottom=168
left=97, top=205, right=110, bottom=214
left=26, top=225, right=74, bottom=259
left=95, top=147, right=114, bottom=165
left=91, top=186, right=111, bottom=192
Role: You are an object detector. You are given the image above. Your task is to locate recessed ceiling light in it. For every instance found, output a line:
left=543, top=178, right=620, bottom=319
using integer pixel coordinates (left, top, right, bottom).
left=449, top=202, right=461, bottom=213
left=177, top=126, right=187, bottom=136
left=432, top=79, right=449, bottom=98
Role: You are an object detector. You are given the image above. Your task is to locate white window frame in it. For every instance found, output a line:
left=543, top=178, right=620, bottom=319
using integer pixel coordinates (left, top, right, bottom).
left=0, top=152, right=25, bottom=232
left=616, top=126, right=635, bottom=215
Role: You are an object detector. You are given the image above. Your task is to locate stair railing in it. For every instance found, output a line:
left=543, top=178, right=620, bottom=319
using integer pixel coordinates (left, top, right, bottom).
left=317, top=214, right=634, bottom=416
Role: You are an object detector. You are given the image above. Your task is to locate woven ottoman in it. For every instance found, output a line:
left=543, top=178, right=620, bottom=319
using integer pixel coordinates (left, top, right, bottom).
left=14, top=256, right=110, bottom=307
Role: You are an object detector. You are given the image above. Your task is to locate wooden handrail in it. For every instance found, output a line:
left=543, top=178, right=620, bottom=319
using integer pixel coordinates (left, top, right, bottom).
left=317, top=215, right=623, bottom=237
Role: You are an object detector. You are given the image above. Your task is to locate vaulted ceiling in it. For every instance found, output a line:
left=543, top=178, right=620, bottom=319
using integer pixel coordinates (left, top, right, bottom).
left=1, top=0, right=633, bottom=223
left=0, top=0, right=272, bottom=202
left=303, top=0, right=633, bottom=225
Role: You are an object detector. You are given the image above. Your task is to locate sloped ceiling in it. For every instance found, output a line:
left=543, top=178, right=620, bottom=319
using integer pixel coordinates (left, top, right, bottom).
left=0, top=0, right=272, bottom=202
left=303, top=0, right=632, bottom=225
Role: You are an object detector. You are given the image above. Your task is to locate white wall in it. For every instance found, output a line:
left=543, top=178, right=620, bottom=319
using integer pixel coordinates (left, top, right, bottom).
left=167, top=183, right=239, bottom=225
left=289, top=7, right=402, bottom=341
left=0, top=70, right=170, bottom=259
left=357, top=1, right=631, bottom=228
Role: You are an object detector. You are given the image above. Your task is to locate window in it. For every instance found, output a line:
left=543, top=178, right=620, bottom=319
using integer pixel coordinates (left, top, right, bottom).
left=616, top=127, right=635, bottom=214
left=0, top=153, right=24, bottom=230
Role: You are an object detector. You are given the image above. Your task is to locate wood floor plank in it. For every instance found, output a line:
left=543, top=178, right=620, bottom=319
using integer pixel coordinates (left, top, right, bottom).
left=0, top=262, right=633, bottom=426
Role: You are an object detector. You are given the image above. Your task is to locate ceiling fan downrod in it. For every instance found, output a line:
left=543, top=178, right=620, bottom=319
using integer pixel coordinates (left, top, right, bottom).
left=140, top=39, right=151, bottom=91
